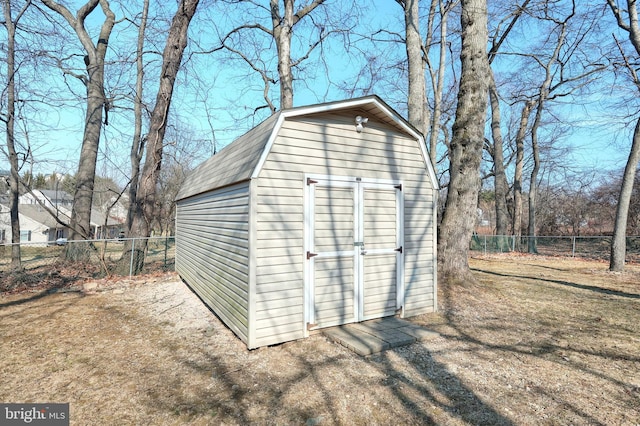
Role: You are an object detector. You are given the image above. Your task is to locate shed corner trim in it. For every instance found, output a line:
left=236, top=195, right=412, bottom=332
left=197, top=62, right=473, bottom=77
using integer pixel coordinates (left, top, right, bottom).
left=249, top=113, right=286, bottom=180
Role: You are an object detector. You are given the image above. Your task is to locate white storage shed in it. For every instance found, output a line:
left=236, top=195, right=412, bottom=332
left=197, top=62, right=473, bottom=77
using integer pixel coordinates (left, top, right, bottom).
left=175, top=96, right=438, bottom=349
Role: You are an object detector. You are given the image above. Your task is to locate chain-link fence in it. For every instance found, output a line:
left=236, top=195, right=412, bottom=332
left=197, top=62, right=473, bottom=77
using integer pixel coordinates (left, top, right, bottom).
left=0, top=236, right=175, bottom=277
left=470, top=234, right=640, bottom=263
left=4, top=234, right=637, bottom=286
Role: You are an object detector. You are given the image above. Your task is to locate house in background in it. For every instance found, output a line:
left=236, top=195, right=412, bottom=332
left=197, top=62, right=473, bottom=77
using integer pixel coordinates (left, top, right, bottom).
left=0, top=203, right=52, bottom=245
left=19, top=189, right=73, bottom=210
left=0, top=188, right=124, bottom=244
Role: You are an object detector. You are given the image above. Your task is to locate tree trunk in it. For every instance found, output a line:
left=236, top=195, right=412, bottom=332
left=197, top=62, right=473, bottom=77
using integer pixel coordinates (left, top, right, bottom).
left=527, top=140, right=540, bottom=253
left=610, top=118, right=640, bottom=271
left=427, top=0, right=450, bottom=170
left=438, top=0, right=490, bottom=283
left=68, top=62, right=106, bottom=242
left=513, top=100, right=534, bottom=248
left=272, top=0, right=294, bottom=109
left=3, top=0, right=28, bottom=270
left=126, top=0, right=149, bottom=237
left=527, top=100, right=543, bottom=253
left=606, top=0, right=640, bottom=271
left=403, top=0, right=428, bottom=139
left=270, top=0, right=325, bottom=110
left=488, top=70, right=510, bottom=249
left=126, top=0, right=200, bottom=275
left=41, top=0, right=115, bottom=260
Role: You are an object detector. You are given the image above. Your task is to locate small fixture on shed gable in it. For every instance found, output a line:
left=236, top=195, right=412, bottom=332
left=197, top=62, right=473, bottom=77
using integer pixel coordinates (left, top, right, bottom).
left=355, top=115, right=368, bottom=133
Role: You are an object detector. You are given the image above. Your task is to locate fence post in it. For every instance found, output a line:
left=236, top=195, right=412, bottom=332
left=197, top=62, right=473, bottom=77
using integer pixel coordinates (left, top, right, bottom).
left=129, top=238, right=135, bottom=278
left=164, top=236, right=169, bottom=269
left=484, top=235, right=487, bottom=255
left=572, top=237, right=576, bottom=257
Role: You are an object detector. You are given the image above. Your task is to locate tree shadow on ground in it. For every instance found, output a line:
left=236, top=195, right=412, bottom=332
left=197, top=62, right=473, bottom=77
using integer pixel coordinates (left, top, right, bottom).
left=471, top=267, right=640, bottom=299
left=149, top=335, right=515, bottom=425
left=369, top=345, right=515, bottom=425
left=430, top=272, right=640, bottom=421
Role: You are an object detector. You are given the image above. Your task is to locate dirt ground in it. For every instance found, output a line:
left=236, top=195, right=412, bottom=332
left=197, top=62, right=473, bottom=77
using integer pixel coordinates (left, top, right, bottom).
left=1, top=255, right=639, bottom=425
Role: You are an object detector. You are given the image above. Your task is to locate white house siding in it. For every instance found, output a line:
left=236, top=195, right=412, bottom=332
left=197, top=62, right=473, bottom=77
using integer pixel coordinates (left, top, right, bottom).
left=252, top=109, right=436, bottom=346
left=175, top=182, right=251, bottom=344
left=0, top=204, right=50, bottom=246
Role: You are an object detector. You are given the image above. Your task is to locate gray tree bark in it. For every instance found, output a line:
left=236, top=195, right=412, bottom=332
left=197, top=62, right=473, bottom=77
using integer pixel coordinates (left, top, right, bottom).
left=401, top=0, right=428, bottom=139
left=271, top=0, right=325, bottom=110
left=513, top=100, right=534, bottom=245
left=487, top=71, right=511, bottom=245
left=607, top=0, right=640, bottom=271
left=126, top=0, right=200, bottom=274
left=486, top=0, right=530, bottom=246
left=41, top=0, right=114, bottom=260
left=611, top=119, right=640, bottom=271
left=125, top=0, right=149, bottom=237
left=426, top=0, right=451, bottom=170
left=438, top=0, right=490, bottom=282
left=2, top=0, right=31, bottom=270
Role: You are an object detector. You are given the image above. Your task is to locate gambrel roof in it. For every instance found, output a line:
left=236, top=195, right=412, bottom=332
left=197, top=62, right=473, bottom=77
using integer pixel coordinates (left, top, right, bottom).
left=176, top=95, right=437, bottom=201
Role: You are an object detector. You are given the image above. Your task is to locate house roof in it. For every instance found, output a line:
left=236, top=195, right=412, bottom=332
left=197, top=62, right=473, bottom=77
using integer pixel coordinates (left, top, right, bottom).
left=176, top=95, right=436, bottom=201
left=17, top=204, right=120, bottom=229
left=19, top=188, right=73, bottom=201
left=177, top=112, right=281, bottom=201
left=39, top=189, right=73, bottom=201
left=18, top=204, right=69, bottom=228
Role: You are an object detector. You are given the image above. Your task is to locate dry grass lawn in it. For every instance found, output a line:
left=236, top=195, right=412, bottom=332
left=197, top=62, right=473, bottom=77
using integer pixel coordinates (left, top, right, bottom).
left=1, top=255, right=639, bottom=425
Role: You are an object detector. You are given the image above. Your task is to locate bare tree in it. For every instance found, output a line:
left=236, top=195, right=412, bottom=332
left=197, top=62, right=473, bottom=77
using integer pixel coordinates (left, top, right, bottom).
left=425, top=0, right=457, bottom=170
left=438, top=0, right=490, bottom=282
left=397, top=0, right=457, bottom=170
left=398, top=0, right=428, bottom=140
left=607, top=0, right=640, bottom=271
left=40, top=0, right=115, bottom=259
left=486, top=71, right=511, bottom=242
left=497, top=1, right=604, bottom=253
left=486, top=0, right=531, bottom=247
left=125, top=0, right=149, bottom=238
left=512, top=99, right=534, bottom=241
left=125, top=0, right=200, bottom=274
left=1, top=0, right=31, bottom=270
left=210, top=0, right=344, bottom=112
left=271, top=0, right=326, bottom=109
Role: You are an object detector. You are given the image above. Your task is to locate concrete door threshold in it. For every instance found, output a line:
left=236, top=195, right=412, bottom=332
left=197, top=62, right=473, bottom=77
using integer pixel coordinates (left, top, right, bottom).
left=322, top=317, right=438, bottom=356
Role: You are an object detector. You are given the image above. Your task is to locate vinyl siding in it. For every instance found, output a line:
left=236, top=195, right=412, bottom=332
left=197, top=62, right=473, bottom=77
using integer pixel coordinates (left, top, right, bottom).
left=362, top=187, right=398, bottom=319
left=174, top=97, right=436, bottom=349
left=253, top=109, right=436, bottom=344
left=176, top=183, right=250, bottom=344
left=252, top=176, right=306, bottom=347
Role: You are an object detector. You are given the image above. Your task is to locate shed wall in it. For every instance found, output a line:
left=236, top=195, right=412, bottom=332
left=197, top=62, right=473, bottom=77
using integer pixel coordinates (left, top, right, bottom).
left=253, top=110, right=436, bottom=346
left=175, top=182, right=251, bottom=344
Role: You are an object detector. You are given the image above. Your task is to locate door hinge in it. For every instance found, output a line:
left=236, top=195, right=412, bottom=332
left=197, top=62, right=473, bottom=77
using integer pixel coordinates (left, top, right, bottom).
left=306, top=251, right=318, bottom=259
left=394, top=184, right=403, bottom=190
left=395, top=246, right=403, bottom=254
left=307, top=178, right=318, bottom=185
left=307, top=322, right=318, bottom=330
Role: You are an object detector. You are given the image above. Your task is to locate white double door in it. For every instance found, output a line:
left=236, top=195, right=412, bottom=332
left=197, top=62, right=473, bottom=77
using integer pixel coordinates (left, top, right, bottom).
left=305, top=176, right=404, bottom=329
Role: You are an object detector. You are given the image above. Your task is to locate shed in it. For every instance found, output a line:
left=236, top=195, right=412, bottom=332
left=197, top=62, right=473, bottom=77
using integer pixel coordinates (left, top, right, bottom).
left=175, top=96, right=438, bottom=349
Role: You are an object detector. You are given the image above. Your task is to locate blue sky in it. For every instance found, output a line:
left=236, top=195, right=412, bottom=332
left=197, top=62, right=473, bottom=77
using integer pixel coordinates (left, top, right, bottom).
left=10, top=0, right=633, bottom=188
